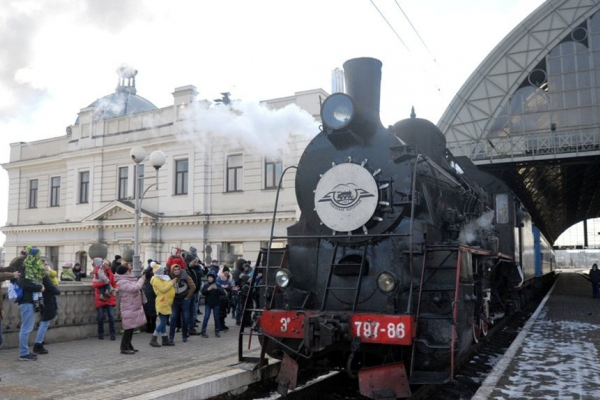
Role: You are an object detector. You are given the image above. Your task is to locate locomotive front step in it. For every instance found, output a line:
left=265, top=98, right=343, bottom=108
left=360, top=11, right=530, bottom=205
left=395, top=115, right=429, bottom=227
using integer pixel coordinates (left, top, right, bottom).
left=409, top=370, right=450, bottom=384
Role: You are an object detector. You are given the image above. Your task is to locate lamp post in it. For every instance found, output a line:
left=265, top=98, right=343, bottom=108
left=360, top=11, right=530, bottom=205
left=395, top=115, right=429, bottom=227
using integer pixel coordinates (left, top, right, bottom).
left=129, top=146, right=166, bottom=277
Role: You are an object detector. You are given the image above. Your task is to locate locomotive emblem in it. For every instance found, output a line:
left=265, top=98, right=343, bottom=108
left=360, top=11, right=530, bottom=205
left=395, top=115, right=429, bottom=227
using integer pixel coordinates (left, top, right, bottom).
left=318, top=184, right=375, bottom=211
left=314, top=163, right=379, bottom=232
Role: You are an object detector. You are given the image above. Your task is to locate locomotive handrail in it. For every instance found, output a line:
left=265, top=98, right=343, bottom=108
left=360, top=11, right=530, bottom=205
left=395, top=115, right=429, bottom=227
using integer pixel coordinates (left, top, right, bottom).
left=265, top=165, right=297, bottom=288
left=407, top=153, right=423, bottom=314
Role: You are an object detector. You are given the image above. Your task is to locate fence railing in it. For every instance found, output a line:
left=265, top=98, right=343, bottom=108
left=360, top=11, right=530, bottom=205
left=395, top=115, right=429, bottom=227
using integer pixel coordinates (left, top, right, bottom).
left=1, top=281, right=122, bottom=348
left=447, top=127, right=600, bottom=162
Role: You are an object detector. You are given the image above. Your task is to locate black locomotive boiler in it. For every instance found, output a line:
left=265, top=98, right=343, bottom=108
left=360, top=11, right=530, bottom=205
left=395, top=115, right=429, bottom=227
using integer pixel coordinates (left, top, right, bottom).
left=251, top=57, right=555, bottom=399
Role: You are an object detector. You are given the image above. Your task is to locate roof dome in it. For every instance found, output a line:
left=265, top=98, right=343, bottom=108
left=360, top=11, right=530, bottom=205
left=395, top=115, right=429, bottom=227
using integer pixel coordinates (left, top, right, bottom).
left=75, top=65, right=157, bottom=124
left=392, top=108, right=447, bottom=167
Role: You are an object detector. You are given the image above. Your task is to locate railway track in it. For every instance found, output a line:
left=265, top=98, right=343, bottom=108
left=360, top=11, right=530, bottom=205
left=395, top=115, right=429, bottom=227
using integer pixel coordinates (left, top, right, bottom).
left=224, top=282, right=551, bottom=400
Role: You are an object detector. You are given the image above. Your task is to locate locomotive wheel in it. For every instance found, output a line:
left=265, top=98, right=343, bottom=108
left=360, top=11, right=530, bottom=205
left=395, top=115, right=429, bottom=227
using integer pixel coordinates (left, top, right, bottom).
left=472, top=318, right=489, bottom=343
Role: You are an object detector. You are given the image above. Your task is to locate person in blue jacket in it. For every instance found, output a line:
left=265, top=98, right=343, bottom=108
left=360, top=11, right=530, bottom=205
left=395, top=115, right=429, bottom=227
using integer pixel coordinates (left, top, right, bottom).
left=200, top=271, right=224, bottom=338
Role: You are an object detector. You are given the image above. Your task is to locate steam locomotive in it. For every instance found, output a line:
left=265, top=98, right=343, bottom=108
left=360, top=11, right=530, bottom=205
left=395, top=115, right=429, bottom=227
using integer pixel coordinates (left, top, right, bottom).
left=249, top=57, right=555, bottom=399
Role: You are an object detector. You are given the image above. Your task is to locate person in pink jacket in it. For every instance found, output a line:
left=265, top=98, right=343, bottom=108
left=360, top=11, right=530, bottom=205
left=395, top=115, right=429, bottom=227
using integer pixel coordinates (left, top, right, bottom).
left=114, top=264, right=146, bottom=355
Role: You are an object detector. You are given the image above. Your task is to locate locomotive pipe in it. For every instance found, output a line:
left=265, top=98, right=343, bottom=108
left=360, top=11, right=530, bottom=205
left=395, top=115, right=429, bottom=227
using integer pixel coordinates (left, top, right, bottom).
left=343, top=57, right=382, bottom=125
left=331, top=57, right=382, bottom=138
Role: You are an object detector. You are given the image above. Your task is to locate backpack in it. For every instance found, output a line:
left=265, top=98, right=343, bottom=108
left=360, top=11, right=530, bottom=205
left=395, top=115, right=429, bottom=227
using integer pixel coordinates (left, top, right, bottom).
left=8, top=281, right=23, bottom=303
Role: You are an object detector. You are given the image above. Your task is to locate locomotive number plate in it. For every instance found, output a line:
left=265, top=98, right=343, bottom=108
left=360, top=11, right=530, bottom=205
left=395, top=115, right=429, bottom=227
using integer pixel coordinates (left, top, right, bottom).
left=260, top=310, right=313, bottom=339
left=350, top=314, right=414, bottom=345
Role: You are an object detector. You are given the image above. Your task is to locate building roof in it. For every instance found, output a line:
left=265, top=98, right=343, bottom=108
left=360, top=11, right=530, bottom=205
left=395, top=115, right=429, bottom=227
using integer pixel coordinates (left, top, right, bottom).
left=75, top=66, right=157, bottom=124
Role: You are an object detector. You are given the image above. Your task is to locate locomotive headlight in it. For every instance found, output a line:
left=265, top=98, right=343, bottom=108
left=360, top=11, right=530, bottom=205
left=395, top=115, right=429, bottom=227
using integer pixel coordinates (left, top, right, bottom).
left=321, top=93, right=355, bottom=130
left=377, top=272, right=397, bottom=294
left=275, top=269, right=293, bottom=288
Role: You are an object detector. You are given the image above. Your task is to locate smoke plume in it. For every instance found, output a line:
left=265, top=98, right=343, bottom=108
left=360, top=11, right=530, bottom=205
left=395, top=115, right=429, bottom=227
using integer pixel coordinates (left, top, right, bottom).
left=178, top=99, right=319, bottom=158
left=458, top=210, right=495, bottom=245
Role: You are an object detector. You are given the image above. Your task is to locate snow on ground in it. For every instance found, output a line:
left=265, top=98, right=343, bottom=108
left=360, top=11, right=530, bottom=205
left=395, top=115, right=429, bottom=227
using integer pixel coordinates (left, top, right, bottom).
left=491, top=310, right=600, bottom=400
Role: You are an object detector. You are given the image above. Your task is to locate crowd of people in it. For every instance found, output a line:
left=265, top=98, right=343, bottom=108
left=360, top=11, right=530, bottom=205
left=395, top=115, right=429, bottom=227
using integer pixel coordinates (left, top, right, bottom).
left=0, top=245, right=260, bottom=360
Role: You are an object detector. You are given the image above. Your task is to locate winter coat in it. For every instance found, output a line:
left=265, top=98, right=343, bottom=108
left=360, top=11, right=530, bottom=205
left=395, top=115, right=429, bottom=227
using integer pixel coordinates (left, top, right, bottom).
left=40, top=274, right=61, bottom=322
left=170, top=270, right=196, bottom=300
left=151, top=276, right=176, bottom=316
left=0, top=269, right=15, bottom=319
left=60, top=268, right=75, bottom=281
left=142, top=267, right=156, bottom=317
left=92, top=266, right=117, bottom=308
left=17, top=261, right=43, bottom=306
left=115, top=274, right=147, bottom=330
left=590, top=267, right=600, bottom=284
left=201, top=279, right=224, bottom=307
left=217, top=271, right=233, bottom=290
left=48, top=269, right=59, bottom=286
left=187, top=265, right=203, bottom=295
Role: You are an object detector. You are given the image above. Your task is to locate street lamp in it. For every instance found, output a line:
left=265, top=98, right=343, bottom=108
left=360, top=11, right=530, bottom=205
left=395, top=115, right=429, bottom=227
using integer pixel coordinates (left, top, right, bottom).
left=129, top=146, right=166, bottom=277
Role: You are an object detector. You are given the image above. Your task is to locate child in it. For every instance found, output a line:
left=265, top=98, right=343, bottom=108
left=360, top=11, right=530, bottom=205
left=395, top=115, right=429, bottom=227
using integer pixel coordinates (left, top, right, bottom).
left=93, top=258, right=116, bottom=301
left=60, top=262, right=76, bottom=282
left=200, top=271, right=224, bottom=338
left=24, top=246, right=45, bottom=312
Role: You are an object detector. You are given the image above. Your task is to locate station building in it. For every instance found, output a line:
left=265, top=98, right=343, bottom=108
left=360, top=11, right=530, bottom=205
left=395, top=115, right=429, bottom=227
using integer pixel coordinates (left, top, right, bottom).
left=1, top=68, right=326, bottom=273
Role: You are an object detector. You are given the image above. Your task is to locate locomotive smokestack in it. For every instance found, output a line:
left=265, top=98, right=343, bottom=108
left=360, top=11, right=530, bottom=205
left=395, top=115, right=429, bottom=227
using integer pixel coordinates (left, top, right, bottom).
left=343, top=57, right=382, bottom=126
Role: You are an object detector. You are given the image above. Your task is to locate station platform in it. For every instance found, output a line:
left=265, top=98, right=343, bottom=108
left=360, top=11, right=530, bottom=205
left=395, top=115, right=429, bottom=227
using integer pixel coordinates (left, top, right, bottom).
left=0, top=318, right=278, bottom=400
left=473, top=272, right=600, bottom=399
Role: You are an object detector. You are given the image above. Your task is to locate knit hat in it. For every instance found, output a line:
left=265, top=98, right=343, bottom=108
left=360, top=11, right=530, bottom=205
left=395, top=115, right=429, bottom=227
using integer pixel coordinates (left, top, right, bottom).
left=152, top=262, right=165, bottom=275
left=189, top=246, right=197, bottom=254
left=116, top=265, right=129, bottom=275
left=93, top=257, right=103, bottom=268
left=63, top=261, right=73, bottom=268
left=29, top=247, right=40, bottom=257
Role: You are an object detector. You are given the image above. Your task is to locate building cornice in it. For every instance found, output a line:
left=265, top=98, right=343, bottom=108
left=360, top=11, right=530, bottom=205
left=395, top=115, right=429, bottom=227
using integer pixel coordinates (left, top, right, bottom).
left=1, top=214, right=297, bottom=234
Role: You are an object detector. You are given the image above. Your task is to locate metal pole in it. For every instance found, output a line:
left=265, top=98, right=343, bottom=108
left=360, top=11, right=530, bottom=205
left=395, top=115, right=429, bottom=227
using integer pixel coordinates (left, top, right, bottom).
left=133, top=162, right=142, bottom=277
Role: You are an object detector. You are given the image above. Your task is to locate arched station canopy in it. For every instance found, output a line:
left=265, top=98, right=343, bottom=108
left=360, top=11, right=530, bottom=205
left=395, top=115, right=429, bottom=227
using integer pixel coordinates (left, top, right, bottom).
left=439, top=0, right=600, bottom=244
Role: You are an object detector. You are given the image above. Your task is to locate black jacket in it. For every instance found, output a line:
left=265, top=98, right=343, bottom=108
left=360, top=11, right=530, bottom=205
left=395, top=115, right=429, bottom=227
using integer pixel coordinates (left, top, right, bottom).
left=40, top=275, right=60, bottom=321
left=187, top=265, right=202, bottom=294
left=201, top=280, right=224, bottom=306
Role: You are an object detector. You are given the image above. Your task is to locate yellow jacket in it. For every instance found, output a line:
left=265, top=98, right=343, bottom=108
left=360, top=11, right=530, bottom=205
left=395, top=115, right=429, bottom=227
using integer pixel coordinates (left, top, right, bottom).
left=48, top=269, right=59, bottom=286
left=151, top=276, right=175, bottom=316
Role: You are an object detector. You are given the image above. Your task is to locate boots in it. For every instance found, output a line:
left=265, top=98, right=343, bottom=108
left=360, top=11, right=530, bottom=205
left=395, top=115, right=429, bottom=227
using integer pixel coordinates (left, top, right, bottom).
left=33, top=343, right=48, bottom=355
left=149, top=335, right=161, bottom=347
left=162, top=336, right=175, bottom=346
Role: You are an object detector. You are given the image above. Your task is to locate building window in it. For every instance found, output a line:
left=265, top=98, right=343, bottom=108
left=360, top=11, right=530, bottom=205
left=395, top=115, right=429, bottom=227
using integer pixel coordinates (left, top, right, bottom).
left=227, top=154, right=243, bottom=192
left=264, top=156, right=283, bottom=189
left=175, top=159, right=188, bottom=195
left=118, top=166, right=128, bottom=199
left=79, top=171, right=90, bottom=204
left=221, top=242, right=244, bottom=262
left=50, top=176, right=61, bottom=207
left=134, top=164, right=144, bottom=198
left=28, top=179, right=38, bottom=208
left=46, top=246, right=59, bottom=271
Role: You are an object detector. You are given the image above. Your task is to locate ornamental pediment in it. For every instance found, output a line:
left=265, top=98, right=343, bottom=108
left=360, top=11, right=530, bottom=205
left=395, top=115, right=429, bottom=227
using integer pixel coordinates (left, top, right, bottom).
left=82, top=200, right=157, bottom=222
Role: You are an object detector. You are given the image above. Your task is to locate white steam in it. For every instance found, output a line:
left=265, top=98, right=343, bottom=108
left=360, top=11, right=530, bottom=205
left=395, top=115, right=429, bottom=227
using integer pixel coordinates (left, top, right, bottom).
left=178, top=99, right=320, bottom=158
left=458, top=210, right=495, bottom=244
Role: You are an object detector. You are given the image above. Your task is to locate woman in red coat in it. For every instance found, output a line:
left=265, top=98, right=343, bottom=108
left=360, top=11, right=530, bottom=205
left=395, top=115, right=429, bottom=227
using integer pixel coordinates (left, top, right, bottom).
left=92, top=259, right=117, bottom=340
left=115, top=264, right=146, bottom=354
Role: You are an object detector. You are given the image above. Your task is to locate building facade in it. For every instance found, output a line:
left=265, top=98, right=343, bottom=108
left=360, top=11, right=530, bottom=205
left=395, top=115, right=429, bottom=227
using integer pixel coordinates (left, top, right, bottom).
left=2, top=70, right=327, bottom=273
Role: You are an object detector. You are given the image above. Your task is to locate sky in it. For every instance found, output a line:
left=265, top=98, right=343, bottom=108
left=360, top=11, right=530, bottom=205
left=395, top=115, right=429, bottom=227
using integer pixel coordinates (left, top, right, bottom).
left=0, top=0, right=557, bottom=246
